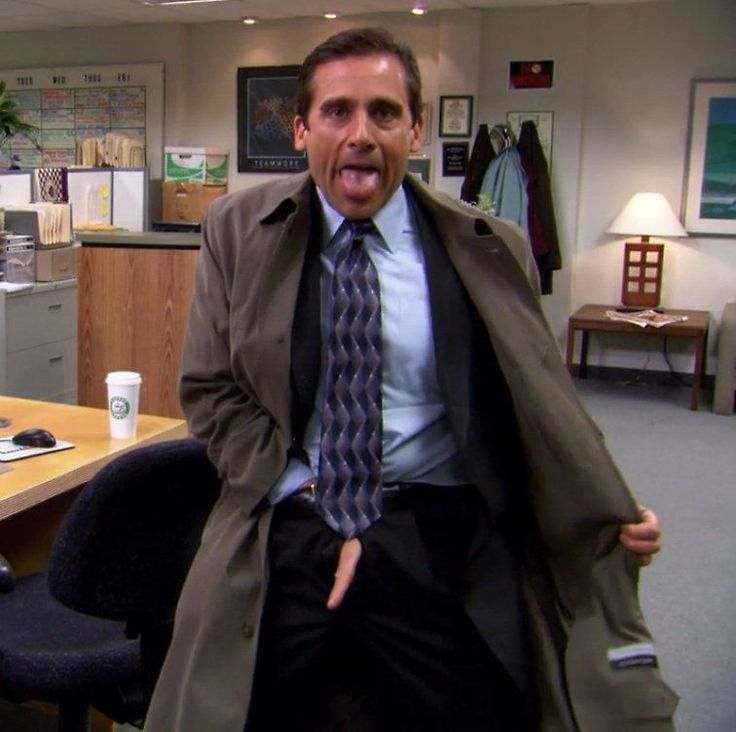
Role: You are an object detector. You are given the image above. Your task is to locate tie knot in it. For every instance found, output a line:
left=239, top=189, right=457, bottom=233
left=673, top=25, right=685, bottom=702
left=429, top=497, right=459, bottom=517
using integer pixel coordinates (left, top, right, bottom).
left=348, top=219, right=375, bottom=243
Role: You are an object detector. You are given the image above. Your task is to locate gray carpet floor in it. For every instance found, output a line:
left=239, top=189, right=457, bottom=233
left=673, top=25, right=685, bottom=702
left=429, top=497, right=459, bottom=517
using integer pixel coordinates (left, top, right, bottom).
left=0, top=378, right=733, bottom=731
left=576, top=377, right=736, bottom=732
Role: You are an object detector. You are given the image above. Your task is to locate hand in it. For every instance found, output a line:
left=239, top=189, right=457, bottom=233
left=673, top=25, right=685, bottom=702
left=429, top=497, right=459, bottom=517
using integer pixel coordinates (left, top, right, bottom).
left=326, top=538, right=362, bottom=610
left=619, top=504, right=661, bottom=566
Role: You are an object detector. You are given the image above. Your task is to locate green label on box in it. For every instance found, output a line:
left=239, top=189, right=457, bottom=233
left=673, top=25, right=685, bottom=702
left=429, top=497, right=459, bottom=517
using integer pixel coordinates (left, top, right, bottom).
left=205, top=157, right=228, bottom=185
left=165, top=156, right=205, bottom=182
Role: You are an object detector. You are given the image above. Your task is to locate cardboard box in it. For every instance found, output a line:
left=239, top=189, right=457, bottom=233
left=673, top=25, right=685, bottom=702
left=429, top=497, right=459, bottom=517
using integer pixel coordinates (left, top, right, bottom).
left=164, top=147, right=229, bottom=185
left=161, top=182, right=227, bottom=222
left=35, top=245, right=77, bottom=281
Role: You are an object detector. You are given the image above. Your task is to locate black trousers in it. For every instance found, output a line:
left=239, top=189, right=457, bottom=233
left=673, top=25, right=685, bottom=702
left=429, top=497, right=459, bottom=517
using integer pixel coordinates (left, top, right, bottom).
left=246, top=485, right=535, bottom=732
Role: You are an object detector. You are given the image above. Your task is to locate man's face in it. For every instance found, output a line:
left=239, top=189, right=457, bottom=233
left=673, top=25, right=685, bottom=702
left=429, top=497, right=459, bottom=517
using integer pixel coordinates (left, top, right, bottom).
left=294, top=53, right=424, bottom=220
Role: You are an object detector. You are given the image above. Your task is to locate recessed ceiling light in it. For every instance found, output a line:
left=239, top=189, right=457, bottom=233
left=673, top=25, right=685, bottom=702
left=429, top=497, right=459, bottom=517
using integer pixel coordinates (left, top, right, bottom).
left=324, top=12, right=339, bottom=20
left=143, top=0, right=230, bottom=6
left=241, top=16, right=257, bottom=25
left=411, top=4, right=427, bottom=15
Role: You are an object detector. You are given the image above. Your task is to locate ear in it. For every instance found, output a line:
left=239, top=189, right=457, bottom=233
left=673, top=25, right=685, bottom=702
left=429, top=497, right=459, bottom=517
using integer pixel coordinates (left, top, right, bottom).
left=408, top=111, right=425, bottom=154
left=293, top=115, right=307, bottom=151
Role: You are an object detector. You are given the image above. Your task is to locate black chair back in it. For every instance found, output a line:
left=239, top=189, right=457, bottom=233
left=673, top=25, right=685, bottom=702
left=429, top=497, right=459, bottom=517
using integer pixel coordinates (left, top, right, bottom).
left=47, top=437, right=221, bottom=709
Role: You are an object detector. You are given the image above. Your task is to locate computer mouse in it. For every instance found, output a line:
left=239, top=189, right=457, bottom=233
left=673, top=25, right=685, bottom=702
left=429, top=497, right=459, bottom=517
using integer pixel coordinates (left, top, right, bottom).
left=12, top=428, right=57, bottom=448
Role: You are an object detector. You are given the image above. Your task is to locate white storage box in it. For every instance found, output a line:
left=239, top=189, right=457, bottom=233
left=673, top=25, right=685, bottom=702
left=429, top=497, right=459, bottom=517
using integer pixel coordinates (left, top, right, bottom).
left=164, top=147, right=229, bottom=185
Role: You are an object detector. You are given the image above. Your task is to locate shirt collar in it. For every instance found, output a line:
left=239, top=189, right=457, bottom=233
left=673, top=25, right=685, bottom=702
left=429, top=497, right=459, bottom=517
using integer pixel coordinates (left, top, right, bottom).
left=316, top=184, right=411, bottom=254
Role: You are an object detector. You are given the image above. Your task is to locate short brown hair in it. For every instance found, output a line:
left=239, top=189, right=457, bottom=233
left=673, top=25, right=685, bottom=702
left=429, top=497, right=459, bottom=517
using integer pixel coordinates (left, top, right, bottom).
left=296, top=27, right=423, bottom=126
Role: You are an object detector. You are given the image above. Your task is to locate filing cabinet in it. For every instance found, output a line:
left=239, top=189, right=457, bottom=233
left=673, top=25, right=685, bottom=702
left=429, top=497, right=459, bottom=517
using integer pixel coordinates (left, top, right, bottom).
left=0, top=280, right=77, bottom=403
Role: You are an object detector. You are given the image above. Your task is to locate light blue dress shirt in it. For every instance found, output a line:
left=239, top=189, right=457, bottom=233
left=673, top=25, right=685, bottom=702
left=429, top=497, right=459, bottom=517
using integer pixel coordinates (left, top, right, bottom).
left=268, top=184, right=467, bottom=504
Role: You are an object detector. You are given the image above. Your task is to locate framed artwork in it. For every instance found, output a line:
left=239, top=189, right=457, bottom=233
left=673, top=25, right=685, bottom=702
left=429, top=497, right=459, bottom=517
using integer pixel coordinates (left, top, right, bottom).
left=439, top=95, right=473, bottom=138
left=420, top=102, right=432, bottom=146
left=506, top=110, right=554, bottom=167
left=683, top=78, right=736, bottom=235
left=237, top=65, right=306, bottom=173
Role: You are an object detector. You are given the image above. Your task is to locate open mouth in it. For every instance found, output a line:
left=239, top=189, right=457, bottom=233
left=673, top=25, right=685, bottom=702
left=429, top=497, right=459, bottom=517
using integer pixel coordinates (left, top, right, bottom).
left=339, top=165, right=380, bottom=199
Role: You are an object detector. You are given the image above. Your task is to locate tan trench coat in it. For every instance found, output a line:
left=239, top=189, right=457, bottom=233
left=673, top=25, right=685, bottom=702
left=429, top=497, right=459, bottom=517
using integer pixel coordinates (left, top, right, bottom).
left=145, top=171, right=678, bottom=731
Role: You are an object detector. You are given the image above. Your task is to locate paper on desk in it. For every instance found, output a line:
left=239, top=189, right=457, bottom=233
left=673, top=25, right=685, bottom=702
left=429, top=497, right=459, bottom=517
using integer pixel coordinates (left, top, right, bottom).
left=604, top=309, right=688, bottom=328
left=0, top=439, right=75, bottom=462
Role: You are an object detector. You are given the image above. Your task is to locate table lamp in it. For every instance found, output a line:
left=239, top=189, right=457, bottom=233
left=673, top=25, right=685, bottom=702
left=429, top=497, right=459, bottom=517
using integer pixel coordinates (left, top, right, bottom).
left=607, top=192, right=687, bottom=308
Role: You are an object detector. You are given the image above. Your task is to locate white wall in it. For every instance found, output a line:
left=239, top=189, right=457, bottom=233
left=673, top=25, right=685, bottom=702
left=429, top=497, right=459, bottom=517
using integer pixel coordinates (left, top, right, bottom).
left=474, top=3, right=590, bottom=347
left=1, top=0, right=734, bottom=373
left=576, top=0, right=736, bottom=373
left=183, top=14, right=442, bottom=191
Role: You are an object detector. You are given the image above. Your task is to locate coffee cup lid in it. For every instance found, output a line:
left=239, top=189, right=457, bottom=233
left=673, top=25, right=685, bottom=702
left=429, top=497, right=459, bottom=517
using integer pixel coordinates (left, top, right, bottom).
left=105, top=371, right=142, bottom=386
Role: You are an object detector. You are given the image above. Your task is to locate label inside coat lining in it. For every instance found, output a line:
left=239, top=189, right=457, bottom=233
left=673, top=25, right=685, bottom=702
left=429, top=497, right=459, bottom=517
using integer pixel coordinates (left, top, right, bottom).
left=607, top=642, right=658, bottom=670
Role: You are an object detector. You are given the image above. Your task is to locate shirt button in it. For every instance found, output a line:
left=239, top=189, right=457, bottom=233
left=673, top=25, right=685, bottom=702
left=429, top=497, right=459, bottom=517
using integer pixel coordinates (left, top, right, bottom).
left=241, top=623, right=255, bottom=639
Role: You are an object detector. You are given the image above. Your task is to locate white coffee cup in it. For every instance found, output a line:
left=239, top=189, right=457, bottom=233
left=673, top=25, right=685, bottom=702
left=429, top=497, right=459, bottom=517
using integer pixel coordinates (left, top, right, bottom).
left=105, top=371, right=142, bottom=439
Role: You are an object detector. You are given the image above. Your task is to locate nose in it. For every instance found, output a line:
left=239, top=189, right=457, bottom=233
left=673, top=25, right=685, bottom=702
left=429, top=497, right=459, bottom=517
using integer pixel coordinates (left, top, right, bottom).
left=346, top=109, right=375, bottom=150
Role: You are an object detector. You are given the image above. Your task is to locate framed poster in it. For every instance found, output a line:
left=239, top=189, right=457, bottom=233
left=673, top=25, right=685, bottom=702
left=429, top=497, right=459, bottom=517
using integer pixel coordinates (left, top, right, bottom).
left=237, top=65, right=306, bottom=173
left=439, top=95, right=473, bottom=138
left=683, top=78, right=736, bottom=235
left=508, top=60, right=554, bottom=90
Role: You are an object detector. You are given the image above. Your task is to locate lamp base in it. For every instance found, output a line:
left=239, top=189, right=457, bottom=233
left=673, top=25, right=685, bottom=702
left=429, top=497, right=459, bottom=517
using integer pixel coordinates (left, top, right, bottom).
left=621, top=241, right=664, bottom=308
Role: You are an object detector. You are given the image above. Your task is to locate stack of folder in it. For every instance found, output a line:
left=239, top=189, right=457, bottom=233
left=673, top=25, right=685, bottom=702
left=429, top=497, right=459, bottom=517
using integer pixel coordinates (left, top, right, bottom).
left=3, top=204, right=73, bottom=247
left=75, top=132, right=145, bottom=168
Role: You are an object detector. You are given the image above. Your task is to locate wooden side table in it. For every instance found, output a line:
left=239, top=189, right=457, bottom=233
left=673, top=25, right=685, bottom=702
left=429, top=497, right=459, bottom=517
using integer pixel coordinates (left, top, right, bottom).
left=566, top=304, right=710, bottom=410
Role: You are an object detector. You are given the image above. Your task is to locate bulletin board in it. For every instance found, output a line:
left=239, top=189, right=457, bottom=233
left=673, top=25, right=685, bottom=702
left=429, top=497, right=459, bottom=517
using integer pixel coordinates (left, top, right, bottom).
left=0, top=63, right=164, bottom=177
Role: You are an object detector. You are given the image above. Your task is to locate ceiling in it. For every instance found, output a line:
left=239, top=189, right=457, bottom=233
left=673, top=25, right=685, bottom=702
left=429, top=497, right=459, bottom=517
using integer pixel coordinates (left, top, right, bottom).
left=0, top=0, right=662, bottom=34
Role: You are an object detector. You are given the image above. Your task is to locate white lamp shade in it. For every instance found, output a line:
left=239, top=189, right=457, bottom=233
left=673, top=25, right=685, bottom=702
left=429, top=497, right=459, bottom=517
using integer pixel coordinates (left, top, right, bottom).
left=608, top=192, right=687, bottom=238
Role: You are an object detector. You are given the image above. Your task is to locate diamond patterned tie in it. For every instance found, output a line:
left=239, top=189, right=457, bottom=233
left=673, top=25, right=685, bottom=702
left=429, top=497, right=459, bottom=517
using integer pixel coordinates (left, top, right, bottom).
left=316, top=219, right=383, bottom=539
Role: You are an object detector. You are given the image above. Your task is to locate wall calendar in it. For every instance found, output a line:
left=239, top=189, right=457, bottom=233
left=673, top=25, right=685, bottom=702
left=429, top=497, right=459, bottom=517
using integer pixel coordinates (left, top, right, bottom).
left=0, top=63, right=163, bottom=176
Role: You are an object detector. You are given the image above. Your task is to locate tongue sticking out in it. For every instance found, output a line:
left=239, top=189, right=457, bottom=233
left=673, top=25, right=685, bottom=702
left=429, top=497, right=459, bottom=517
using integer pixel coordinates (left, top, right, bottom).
left=340, top=167, right=379, bottom=200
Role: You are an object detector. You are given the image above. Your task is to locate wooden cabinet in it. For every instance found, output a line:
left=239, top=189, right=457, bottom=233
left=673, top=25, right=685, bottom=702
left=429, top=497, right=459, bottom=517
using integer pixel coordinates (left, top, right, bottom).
left=0, top=281, right=77, bottom=403
left=76, top=234, right=200, bottom=418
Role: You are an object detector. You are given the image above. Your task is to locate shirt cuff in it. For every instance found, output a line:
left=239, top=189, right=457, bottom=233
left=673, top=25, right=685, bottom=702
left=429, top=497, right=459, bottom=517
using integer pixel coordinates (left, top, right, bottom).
left=266, top=456, right=316, bottom=505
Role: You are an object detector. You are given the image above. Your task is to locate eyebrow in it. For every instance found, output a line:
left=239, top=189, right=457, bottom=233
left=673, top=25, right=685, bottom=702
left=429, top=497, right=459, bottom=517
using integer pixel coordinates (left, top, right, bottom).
left=318, top=96, right=404, bottom=114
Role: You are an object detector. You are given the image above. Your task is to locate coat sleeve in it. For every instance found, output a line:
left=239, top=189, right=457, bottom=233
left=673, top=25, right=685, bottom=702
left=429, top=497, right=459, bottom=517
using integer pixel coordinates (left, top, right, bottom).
left=179, top=205, right=288, bottom=513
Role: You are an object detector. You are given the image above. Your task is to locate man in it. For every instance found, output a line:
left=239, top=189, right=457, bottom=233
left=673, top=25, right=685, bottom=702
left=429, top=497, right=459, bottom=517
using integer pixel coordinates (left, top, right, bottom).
left=146, top=27, right=674, bottom=732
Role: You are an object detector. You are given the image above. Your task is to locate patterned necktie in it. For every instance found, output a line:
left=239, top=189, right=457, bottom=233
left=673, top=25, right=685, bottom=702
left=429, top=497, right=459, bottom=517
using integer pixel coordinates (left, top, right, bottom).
left=316, top=219, right=383, bottom=539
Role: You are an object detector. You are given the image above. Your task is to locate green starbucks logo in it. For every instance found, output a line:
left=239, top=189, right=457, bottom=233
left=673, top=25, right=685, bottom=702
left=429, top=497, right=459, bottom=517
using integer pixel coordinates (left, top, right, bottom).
left=110, top=395, right=131, bottom=420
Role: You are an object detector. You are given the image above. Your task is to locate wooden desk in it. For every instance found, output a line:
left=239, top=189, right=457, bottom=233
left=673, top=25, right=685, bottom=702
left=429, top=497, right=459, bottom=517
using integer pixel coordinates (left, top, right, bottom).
left=0, top=396, right=187, bottom=576
left=566, top=304, right=710, bottom=410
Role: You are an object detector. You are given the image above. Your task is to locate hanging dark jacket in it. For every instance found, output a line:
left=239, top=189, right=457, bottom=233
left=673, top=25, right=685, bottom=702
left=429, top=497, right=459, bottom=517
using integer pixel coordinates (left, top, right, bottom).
left=461, top=123, right=495, bottom=204
left=517, top=120, right=562, bottom=294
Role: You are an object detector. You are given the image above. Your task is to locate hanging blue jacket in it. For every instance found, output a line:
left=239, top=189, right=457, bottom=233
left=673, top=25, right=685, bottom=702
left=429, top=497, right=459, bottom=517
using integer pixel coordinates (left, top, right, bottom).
left=479, top=147, right=529, bottom=233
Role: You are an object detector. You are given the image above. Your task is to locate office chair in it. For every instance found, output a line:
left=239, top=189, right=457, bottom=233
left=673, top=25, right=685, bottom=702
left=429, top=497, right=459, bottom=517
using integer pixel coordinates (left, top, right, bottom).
left=0, top=438, right=221, bottom=732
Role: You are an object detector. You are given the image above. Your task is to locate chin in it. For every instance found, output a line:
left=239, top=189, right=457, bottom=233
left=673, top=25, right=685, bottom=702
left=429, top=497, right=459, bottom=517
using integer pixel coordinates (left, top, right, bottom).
left=340, top=202, right=380, bottom=220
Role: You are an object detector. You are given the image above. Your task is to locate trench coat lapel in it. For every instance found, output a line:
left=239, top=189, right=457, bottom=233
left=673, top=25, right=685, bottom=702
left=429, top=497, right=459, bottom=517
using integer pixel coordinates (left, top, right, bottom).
left=411, top=199, right=473, bottom=448
left=250, top=179, right=314, bottom=434
left=290, top=200, right=322, bottom=435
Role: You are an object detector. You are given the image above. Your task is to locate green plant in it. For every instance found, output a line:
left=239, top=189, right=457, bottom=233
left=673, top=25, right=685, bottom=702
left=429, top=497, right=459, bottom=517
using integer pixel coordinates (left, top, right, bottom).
left=0, top=80, right=40, bottom=150
left=476, top=193, right=497, bottom=215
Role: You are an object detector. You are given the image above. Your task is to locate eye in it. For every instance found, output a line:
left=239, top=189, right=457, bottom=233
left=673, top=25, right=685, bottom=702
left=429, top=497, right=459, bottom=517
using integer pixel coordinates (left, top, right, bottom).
left=371, top=101, right=402, bottom=125
left=323, top=102, right=350, bottom=120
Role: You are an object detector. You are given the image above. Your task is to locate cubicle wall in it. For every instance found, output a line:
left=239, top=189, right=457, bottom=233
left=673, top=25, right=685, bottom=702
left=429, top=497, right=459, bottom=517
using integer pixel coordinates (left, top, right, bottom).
left=0, top=168, right=148, bottom=231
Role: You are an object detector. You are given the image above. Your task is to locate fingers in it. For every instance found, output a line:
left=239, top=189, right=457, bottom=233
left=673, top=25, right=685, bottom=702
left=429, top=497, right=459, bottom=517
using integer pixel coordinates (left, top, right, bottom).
left=619, top=504, right=662, bottom=566
left=326, top=538, right=362, bottom=611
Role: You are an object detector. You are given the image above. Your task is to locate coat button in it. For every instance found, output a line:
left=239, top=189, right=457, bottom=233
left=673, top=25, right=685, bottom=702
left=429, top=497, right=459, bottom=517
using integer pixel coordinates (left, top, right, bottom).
left=241, top=623, right=255, bottom=638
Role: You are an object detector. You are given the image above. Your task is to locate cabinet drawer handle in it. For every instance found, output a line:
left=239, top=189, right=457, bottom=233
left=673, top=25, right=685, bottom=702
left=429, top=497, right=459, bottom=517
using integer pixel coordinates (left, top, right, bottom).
left=48, top=356, right=63, bottom=364
left=48, top=303, right=63, bottom=311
